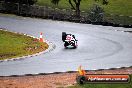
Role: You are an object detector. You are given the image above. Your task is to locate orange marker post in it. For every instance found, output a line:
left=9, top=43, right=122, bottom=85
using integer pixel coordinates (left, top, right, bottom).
left=39, top=32, right=44, bottom=42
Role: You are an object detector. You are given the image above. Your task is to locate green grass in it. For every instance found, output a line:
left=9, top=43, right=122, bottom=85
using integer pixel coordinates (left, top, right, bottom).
left=0, top=30, right=48, bottom=60
left=36, top=0, right=132, bottom=16
left=68, top=75, right=132, bottom=88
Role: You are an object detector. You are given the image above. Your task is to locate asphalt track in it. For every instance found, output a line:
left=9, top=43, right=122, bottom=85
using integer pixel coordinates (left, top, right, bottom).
left=0, top=15, right=132, bottom=76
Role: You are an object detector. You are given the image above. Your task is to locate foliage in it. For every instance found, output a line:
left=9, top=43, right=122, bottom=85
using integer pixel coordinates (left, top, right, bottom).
left=2, top=0, right=37, bottom=5
left=37, top=0, right=132, bottom=16
left=51, top=0, right=82, bottom=17
left=89, top=4, right=104, bottom=22
left=51, top=0, right=60, bottom=5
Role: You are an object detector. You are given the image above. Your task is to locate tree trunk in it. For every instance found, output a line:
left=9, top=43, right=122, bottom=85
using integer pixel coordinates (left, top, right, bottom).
left=76, top=3, right=80, bottom=17
left=69, top=0, right=81, bottom=17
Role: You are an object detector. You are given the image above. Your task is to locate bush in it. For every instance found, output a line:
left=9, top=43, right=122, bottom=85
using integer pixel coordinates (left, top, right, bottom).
left=88, top=4, right=104, bottom=22
left=4, top=0, right=37, bottom=5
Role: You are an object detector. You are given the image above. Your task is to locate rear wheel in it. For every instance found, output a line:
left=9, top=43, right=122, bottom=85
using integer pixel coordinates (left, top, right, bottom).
left=73, top=45, right=77, bottom=49
left=64, top=42, right=69, bottom=48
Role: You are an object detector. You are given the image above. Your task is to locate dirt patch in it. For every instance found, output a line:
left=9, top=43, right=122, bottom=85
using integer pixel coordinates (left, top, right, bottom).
left=0, top=67, right=132, bottom=88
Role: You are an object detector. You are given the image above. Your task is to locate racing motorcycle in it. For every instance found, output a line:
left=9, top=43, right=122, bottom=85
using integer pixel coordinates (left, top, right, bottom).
left=62, top=32, right=78, bottom=49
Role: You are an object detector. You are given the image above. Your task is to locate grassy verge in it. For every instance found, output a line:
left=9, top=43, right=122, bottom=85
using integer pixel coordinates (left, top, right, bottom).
left=69, top=75, right=132, bottom=88
left=0, top=29, right=49, bottom=60
left=104, top=14, right=132, bottom=25
left=37, top=0, right=132, bottom=16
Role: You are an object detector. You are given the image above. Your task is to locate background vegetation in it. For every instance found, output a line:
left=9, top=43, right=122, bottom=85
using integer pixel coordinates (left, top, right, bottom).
left=0, top=0, right=131, bottom=26
left=37, top=0, right=132, bottom=16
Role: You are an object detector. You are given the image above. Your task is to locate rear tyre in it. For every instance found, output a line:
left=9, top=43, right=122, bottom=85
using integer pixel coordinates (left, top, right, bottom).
left=64, top=42, right=69, bottom=48
left=73, top=45, right=77, bottom=49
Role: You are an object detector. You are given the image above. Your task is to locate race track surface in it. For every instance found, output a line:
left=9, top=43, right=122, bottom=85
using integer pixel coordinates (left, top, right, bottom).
left=0, top=15, right=132, bottom=76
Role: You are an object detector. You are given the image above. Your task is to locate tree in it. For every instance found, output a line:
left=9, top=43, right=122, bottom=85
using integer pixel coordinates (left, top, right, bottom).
left=51, top=0, right=82, bottom=17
